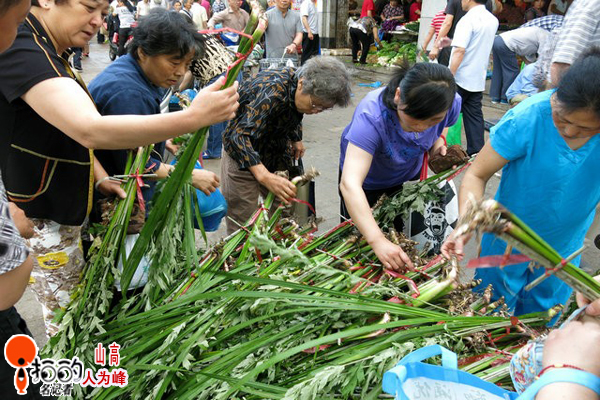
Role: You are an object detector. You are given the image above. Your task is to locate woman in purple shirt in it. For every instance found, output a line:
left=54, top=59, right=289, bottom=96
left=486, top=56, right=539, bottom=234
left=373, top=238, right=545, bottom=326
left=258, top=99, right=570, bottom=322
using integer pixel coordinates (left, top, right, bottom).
left=339, top=62, right=461, bottom=272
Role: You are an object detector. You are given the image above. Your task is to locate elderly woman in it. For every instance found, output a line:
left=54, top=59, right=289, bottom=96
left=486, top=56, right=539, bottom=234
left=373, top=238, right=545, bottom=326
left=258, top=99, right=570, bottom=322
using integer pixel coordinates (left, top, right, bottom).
left=89, top=9, right=219, bottom=212
left=340, top=62, right=460, bottom=272
left=442, top=49, right=600, bottom=317
left=0, top=0, right=238, bottom=336
left=221, top=56, right=352, bottom=234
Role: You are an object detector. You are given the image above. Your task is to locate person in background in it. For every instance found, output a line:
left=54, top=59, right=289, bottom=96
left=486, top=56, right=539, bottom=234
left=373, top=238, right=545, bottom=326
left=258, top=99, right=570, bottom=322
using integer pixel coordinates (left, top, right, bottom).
left=116, top=0, right=136, bottom=56
left=408, top=0, right=421, bottom=21
left=360, top=0, right=375, bottom=18
left=172, top=0, right=182, bottom=11
left=442, top=48, right=600, bottom=317
left=374, top=0, right=389, bottom=18
left=348, top=0, right=360, bottom=17
left=137, top=0, right=151, bottom=18
left=300, top=0, right=318, bottom=64
left=505, top=62, right=539, bottom=105
left=0, top=0, right=238, bottom=337
left=264, top=0, right=302, bottom=59
left=429, top=0, right=493, bottom=66
left=200, top=0, right=210, bottom=18
left=191, top=0, right=208, bottom=29
left=150, top=0, right=168, bottom=9
left=349, top=15, right=381, bottom=64
left=549, top=0, right=600, bottom=87
left=221, top=57, right=351, bottom=234
left=524, top=0, right=545, bottom=22
left=208, top=0, right=249, bottom=32
left=180, top=0, right=194, bottom=23
left=422, top=8, right=445, bottom=59
left=380, top=0, right=403, bottom=33
left=448, top=0, right=498, bottom=155
left=212, top=0, right=226, bottom=14
left=490, top=26, right=548, bottom=104
left=495, top=0, right=523, bottom=26
left=547, top=0, right=571, bottom=15
left=340, top=62, right=461, bottom=272
left=204, top=0, right=249, bottom=160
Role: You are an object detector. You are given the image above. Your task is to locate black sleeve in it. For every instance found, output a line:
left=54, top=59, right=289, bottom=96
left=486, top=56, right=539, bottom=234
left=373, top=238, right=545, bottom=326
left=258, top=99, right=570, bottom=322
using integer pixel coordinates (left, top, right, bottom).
left=0, top=25, right=70, bottom=103
left=445, top=0, right=458, bottom=16
left=124, top=0, right=135, bottom=13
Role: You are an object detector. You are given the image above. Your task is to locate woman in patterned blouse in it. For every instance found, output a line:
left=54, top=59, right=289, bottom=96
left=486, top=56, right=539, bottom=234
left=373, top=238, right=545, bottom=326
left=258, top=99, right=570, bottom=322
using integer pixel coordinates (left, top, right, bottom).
left=381, top=0, right=404, bottom=32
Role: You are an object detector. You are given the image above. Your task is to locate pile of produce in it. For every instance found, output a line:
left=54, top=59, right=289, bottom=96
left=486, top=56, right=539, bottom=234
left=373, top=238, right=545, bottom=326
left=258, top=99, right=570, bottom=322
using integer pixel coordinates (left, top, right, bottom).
left=366, top=41, right=419, bottom=67
left=45, top=162, right=558, bottom=399
left=42, top=9, right=562, bottom=398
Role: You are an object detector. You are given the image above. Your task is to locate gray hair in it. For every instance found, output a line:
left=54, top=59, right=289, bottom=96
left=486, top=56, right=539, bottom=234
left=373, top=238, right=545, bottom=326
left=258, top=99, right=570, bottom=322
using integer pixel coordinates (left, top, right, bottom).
left=296, top=56, right=352, bottom=107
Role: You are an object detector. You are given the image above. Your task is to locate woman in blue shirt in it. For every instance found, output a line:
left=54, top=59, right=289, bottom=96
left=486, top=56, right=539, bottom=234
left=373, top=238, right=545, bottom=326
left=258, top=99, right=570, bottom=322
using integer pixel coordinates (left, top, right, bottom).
left=442, top=48, right=600, bottom=316
left=340, top=62, right=461, bottom=272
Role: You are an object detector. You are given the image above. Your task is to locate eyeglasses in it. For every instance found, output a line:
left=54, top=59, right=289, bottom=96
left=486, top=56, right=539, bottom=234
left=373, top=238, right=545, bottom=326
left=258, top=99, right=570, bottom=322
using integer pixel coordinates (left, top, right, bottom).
left=309, top=95, right=333, bottom=112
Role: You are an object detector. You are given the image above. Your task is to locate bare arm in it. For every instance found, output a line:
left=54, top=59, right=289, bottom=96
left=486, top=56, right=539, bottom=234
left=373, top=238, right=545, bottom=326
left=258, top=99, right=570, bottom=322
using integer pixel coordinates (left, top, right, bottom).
left=0, top=256, right=34, bottom=311
left=285, top=31, right=304, bottom=54
left=301, top=16, right=313, bottom=39
left=340, top=143, right=414, bottom=271
left=441, top=142, right=508, bottom=259
left=21, top=77, right=239, bottom=150
left=449, top=46, right=465, bottom=75
left=433, top=14, right=454, bottom=48
left=421, top=25, right=436, bottom=54
left=549, top=62, right=570, bottom=88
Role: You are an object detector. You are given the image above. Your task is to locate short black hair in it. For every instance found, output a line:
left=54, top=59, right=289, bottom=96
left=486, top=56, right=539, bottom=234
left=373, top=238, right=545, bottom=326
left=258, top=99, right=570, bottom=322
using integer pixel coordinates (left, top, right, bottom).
left=556, top=47, right=600, bottom=120
left=129, top=8, right=204, bottom=60
left=474, top=0, right=487, bottom=4
left=382, top=60, right=456, bottom=120
left=0, top=0, right=26, bottom=15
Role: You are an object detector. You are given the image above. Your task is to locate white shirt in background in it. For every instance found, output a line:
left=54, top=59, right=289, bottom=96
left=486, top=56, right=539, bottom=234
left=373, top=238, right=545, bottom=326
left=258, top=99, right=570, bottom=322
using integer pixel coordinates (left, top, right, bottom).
left=451, top=4, right=498, bottom=92
left=300, top=0, right=318, bottom=34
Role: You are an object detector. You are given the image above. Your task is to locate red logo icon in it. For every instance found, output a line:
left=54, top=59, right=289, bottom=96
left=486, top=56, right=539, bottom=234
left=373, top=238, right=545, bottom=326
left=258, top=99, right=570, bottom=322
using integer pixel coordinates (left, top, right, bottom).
left=4, top=334, right=38, bottom=395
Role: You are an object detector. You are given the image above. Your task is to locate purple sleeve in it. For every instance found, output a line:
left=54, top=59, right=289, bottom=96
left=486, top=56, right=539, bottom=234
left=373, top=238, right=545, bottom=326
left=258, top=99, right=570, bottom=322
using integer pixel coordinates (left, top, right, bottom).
left=444, top=94, right=462, bottom=128
left=344, top=111, right=382, bottom=155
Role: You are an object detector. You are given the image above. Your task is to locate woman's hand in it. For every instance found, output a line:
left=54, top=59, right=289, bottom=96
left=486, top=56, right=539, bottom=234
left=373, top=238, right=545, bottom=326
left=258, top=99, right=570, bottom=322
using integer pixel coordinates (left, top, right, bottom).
left=291, top=141, right=305, bottom=160
left=543, top=316, right=600, bottom=376
left=96, top=178, right=127, bottom=200
left=190, top=77, right=239, bottom=127
left=576, top=275, right=600, bottom=316
left=441, top=230, right=472, bottom=261
left=260, top=173, right=297, bottom=204
left=8, top=203, right=35, bottom=239
left=371, top=236, right=415, bottom=272
left=191, top=169, right=220, bottom=195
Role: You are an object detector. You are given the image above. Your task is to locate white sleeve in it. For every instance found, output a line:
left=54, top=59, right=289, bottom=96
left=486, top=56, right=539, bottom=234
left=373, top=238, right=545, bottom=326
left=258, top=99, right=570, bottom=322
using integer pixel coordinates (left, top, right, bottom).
left=451, top=17, right=471, bottom=49
left=300, top=0, right=309, bottom=17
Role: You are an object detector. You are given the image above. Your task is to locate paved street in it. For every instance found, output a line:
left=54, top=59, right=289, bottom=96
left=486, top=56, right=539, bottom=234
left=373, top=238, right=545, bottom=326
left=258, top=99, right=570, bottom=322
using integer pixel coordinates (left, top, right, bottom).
left=17, top=41, right=600, bottom=348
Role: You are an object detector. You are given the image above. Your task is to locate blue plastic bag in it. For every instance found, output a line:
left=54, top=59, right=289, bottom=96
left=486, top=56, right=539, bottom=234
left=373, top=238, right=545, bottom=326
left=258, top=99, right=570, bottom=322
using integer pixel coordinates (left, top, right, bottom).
left=383, top=344, right=600, bottom=400
left=383, top=345, right=518, bottom=400
left=171, top=160, right=227, bottom=232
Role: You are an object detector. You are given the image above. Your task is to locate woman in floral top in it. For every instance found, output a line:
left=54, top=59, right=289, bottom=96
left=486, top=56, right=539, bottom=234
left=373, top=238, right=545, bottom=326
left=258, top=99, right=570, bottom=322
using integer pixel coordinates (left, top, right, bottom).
left=381, top=0, right=404, bottom=32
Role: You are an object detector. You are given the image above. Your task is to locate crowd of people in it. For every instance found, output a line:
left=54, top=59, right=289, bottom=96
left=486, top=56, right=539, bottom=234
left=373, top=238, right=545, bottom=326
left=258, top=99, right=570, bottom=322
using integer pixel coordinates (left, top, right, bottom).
left=0, top=0, right=600, bottom=398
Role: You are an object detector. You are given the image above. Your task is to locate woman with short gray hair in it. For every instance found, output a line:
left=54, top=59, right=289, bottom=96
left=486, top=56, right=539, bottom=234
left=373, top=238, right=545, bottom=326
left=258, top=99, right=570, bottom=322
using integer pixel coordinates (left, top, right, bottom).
left=221, top=56, right=351, bottom=234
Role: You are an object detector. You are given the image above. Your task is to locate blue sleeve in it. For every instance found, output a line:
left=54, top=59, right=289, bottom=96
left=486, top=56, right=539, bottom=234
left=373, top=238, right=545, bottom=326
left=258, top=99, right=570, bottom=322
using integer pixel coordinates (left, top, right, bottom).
left=345, top=111, right=382, bottom=155
left=99, top=88, right=157, bottom=116
left=489, top=109, right=529, bottom=161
